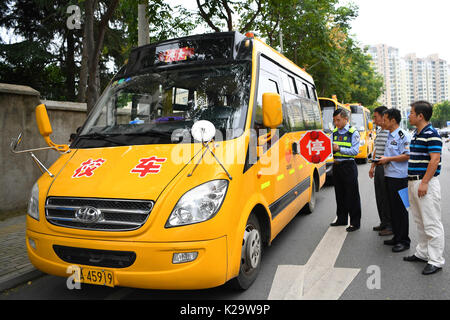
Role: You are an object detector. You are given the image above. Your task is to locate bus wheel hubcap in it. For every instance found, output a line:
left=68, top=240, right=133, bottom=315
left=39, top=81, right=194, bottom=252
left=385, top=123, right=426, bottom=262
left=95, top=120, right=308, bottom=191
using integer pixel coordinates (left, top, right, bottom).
left=244, top=229, right=261, bottom=269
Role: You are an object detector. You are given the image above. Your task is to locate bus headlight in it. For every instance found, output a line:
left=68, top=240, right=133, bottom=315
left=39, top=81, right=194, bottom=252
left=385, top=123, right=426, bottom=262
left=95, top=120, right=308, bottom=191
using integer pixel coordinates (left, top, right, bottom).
left=27, top=182, right=40, bottom=221
left=166, top=180, right=228, bottom=228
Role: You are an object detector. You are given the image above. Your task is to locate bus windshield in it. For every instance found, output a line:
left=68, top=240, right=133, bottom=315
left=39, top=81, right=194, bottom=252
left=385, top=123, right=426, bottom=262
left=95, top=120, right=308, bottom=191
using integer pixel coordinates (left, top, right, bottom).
left=72, top=62, right=251, bottom=148
left=322, top=108, right=335, bottom=133
left=351, top=113, right=365, bottom=131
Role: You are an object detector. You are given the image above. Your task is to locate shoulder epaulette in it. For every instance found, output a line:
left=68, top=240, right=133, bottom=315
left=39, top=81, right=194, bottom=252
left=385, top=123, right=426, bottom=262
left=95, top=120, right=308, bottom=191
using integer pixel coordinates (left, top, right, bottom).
left=349, top=127, right=356, bottom=133
left=399, top=130, right=404, bottom=139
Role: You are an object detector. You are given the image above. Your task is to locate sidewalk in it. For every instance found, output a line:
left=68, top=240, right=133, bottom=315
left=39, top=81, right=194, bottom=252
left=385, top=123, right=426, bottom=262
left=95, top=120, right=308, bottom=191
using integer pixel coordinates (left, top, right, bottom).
left=0, top=214, right=43, bottom=292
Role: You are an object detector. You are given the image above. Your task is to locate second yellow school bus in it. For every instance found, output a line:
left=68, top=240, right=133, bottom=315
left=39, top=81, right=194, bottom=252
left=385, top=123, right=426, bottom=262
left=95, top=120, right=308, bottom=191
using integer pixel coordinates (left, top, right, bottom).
left=347, top=103, right=375, bottom=163
left=23, top=31, right=326, bottom=290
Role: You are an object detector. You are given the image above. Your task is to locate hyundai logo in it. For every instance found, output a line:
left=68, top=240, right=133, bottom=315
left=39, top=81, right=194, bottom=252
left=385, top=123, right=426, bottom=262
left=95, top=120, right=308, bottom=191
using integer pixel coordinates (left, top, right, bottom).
left=75, top=206, right=103, bottom=224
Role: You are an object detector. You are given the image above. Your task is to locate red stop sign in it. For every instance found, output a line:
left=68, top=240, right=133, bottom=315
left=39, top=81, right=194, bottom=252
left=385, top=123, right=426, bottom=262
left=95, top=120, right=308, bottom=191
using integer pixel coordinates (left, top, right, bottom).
left=299, top=131, right=332, bottom=163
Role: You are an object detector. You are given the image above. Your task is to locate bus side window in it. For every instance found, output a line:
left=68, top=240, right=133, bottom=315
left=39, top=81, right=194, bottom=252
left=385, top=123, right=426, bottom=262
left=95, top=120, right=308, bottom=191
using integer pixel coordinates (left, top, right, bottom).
left=299, top=82, right=322, bottom=130
left=284, top=92, right=305, bottom=131
left=295, top=79, right=308, bottom=98
left=281, top=72, right=296, bottom=94
left=309, top=86, right=318, bottom=101
left=254, top=72, right=280, bottom=135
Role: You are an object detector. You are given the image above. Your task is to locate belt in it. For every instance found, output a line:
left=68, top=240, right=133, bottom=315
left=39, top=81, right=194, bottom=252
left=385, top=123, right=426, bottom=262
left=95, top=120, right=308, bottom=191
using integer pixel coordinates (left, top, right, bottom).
left=333, top=160, right=354, bottom=165
left=408, top=175, right=423, bottom=181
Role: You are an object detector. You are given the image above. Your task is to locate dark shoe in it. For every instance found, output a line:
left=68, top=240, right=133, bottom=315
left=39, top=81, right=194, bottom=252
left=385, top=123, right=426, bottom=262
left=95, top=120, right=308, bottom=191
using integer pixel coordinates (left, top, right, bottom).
left=403, top=255, right=428, bottom=263
left=330, top=222, right=347, bottom=227
left=378, top=229, right=393, bottom=236
left=384, top=238, right=397, bottom=246
left=346, top=225, right=359, bottom=232
left=392, top=243, right=410, bottom=253
left=373, top=225, right=385, bottom=231
left=422, top=264, right=442, bottom=275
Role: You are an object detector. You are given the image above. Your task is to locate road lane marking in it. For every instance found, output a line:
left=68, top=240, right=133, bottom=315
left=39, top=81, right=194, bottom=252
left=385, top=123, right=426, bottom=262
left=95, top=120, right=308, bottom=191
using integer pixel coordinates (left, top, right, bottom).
left=268, top=226, right=360, bottom=300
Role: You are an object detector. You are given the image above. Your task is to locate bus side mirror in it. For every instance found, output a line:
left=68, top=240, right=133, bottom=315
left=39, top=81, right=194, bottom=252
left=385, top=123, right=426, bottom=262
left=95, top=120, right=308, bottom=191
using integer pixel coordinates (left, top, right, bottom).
left=368, top=121, right=373, bottom=130
left=36, top=104, right=53, bottom=137
left=35, top=104, right=69, bottom=153
left=262, top=93, right=282, bottom=129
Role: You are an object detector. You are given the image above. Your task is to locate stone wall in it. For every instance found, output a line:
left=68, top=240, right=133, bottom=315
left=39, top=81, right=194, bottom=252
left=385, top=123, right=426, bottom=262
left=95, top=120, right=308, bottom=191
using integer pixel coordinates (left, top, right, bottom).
left=0, top=83, right=87, bottom=214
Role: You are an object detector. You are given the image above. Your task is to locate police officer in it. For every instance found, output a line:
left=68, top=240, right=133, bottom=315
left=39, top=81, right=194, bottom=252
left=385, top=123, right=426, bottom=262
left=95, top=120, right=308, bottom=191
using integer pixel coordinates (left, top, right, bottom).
left=329, top=109, right=362, bottom=232
left=377, top=108, right=411, bottom=252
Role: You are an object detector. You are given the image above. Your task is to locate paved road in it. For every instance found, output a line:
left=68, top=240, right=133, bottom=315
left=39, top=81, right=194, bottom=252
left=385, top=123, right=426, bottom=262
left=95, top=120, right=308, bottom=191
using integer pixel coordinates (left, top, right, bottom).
left=2, top=143, right=450, bottom=300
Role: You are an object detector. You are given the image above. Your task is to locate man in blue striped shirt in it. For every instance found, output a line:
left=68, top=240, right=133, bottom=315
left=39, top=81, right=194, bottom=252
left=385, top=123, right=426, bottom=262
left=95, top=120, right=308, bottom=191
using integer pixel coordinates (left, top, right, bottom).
left=404, top=100, right=444, bottom=275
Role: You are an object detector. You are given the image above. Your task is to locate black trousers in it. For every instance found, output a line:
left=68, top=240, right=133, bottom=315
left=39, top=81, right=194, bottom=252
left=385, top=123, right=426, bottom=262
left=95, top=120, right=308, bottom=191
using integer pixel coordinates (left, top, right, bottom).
left=332, top=160, right=361, bottom=227
left=374, top=165, right=391, bottom=229
left=384, top=177, right=410, bottom=246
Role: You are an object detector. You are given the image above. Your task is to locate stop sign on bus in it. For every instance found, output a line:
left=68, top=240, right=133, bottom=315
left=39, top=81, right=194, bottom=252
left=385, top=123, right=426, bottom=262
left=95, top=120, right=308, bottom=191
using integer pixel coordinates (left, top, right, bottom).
left=299, top=131, right=332, bottom=163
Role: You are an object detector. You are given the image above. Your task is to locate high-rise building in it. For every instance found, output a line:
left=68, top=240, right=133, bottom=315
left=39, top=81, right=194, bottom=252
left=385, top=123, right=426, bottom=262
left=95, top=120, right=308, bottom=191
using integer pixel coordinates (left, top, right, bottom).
left=368, top=44, right=403, bottom=110
left=368, top=44, right=450, bottom=110
left=403, top=53, right=449, bottom=105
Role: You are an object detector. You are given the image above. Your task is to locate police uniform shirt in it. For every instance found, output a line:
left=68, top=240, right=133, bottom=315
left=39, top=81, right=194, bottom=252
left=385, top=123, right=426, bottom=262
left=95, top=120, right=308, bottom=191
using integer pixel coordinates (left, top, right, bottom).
left=333, top=123, right=360, bottom=161
left=384, top=128, right=410, bottom=178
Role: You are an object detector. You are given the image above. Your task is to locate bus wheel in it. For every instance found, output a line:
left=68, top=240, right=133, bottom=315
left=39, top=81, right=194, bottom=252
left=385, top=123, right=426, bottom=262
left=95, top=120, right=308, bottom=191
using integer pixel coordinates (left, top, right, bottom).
left=230, top=213, right=262, bottom=290
left=301, top=178, right=316, bottom=215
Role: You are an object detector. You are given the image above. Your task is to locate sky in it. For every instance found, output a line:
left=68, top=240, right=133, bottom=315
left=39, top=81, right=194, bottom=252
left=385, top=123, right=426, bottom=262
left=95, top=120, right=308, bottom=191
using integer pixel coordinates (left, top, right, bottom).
left=343, top=0, right=450, bottom=62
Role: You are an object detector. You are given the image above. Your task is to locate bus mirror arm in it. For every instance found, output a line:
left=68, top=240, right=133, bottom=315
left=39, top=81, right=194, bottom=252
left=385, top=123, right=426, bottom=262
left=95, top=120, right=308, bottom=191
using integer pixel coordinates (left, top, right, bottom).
left=188, top=120, right=232, bottom=180
left=10, top=132, right=55, bottom=177
left=187, top=140, right=232, bottom=180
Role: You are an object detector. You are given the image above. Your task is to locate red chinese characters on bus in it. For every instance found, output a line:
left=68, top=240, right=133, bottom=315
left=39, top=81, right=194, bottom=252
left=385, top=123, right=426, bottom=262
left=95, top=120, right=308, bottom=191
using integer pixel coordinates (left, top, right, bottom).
left=158, top=47, right=194, bottom=63
left=72, top=158, right=106, bottom=178
left=131, top=156, right=167, bottom=177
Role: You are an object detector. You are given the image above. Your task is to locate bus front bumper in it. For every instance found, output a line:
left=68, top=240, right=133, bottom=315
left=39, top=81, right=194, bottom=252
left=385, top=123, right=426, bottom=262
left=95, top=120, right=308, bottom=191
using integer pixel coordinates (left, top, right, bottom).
left=26, top=229, right=228, bottom=290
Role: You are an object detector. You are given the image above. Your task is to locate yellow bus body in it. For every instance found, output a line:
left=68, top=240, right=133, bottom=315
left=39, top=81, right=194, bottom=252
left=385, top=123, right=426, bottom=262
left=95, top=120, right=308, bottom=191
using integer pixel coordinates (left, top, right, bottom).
left=346, top=104, right=375, bottom=163
left=26, top=33, right=326, bottom=290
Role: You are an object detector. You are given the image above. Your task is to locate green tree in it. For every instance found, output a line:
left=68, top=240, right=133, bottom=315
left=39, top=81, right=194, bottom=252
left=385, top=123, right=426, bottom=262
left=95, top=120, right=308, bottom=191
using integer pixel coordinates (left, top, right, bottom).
left=0, top=0, right=82, bottom=100
left=431, top=101, right=450, bottom=128
left=197, top=0, right=383, bottom=107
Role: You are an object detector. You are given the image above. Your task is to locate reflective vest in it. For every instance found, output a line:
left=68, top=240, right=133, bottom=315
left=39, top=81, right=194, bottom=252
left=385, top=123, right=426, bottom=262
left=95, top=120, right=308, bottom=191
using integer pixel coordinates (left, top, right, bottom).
left=333, top=126, right=357, bottom=160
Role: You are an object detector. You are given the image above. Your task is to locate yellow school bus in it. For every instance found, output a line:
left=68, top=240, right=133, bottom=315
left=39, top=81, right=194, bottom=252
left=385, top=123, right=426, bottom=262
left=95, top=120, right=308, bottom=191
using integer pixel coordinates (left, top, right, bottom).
left=318, top=96, right=351, bottom=178
left=20, top=31, right=326, bottom=290
left=346, top=103, right=375, bottom=163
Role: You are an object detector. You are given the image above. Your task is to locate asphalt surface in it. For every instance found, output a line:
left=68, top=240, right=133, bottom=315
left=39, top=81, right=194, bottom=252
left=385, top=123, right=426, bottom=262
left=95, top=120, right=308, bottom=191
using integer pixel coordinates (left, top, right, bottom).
left=2, top=143, right=450, bottom=300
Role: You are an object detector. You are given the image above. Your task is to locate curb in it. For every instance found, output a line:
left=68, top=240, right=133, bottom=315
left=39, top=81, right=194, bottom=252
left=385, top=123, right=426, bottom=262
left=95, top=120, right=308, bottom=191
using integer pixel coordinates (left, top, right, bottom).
left=0, top=269, right=45, bottom=293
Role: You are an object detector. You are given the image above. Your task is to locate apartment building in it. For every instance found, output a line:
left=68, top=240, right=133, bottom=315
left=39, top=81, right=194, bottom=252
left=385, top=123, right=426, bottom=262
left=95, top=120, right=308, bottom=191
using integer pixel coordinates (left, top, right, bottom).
left=403, top=53, right=449, bottom=104
left=368, top=44, right=450, bottom=110
left=368, top=44, right=404, bottom=110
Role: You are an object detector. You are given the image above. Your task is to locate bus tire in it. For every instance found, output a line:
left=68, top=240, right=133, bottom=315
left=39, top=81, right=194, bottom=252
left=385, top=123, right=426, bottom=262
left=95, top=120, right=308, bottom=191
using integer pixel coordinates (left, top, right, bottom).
left=229, top=213, right=262, bottom=290
left=301, top=177, right=317, bottom=215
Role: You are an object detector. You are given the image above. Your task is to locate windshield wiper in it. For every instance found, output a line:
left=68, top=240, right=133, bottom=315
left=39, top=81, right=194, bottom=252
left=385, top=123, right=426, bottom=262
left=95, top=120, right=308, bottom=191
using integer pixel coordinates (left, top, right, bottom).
left=76, top=132, right=128, bottom=146
left=123, top=129, right=188, bottom=142
left=123, top=129, right=173, bottom=137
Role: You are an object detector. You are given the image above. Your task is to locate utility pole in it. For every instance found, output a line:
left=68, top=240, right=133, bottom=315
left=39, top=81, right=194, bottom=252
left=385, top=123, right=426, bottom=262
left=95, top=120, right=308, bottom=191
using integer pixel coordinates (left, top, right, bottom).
left=279, top=29, right=283, bottom=54
left=138, top=2, right=150, bottom=46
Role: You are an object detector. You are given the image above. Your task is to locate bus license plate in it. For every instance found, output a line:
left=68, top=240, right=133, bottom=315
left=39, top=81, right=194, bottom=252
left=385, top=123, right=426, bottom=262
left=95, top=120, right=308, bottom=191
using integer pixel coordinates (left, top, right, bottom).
left=78, top=268, right=114, bottom=287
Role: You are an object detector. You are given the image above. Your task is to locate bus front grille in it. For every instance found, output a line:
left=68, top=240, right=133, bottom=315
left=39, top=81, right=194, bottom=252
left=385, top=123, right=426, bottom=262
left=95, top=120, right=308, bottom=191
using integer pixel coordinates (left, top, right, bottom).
left=45, top=197, right=154, bottom=231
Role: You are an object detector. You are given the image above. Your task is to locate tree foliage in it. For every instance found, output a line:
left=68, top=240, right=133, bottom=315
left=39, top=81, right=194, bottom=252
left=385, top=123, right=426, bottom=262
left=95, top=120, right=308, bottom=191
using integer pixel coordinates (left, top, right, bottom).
left=242, top=0, right=382, bottom=106
left=0, top=0, right=82, bottom=100
left=431, top=101, right=450, bottom=128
